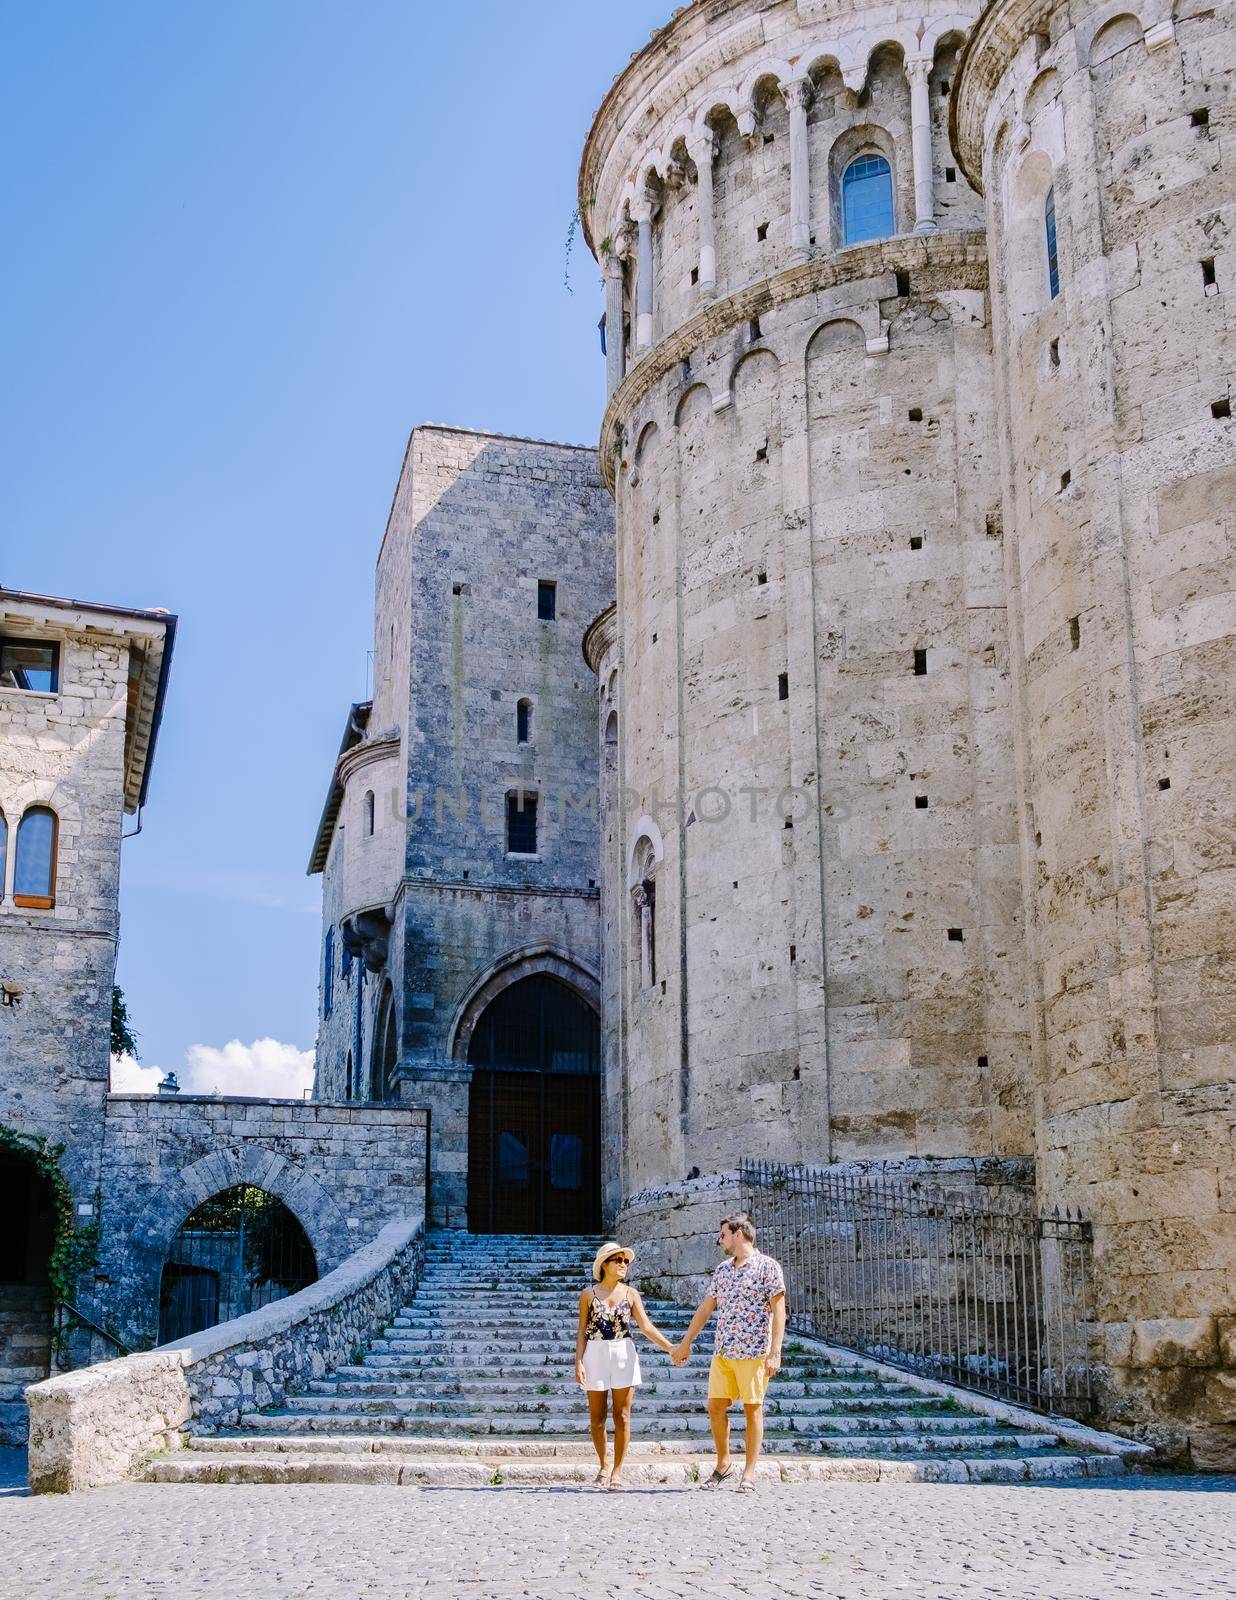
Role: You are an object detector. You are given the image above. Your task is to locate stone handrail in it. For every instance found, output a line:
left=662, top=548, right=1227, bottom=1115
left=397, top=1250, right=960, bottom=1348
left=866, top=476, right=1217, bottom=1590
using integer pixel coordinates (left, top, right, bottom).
left=26, top=1215, right=425, bottom=1493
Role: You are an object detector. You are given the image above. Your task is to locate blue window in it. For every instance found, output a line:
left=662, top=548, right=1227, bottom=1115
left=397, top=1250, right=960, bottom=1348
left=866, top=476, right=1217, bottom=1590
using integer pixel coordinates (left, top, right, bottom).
left=323, top=927, right=335, bottom=1018
left=1045, top=186, right=1060, bottom=300
left=14, top=807, right=56, bottom=908
left=843, top=154, right=894, bottom=245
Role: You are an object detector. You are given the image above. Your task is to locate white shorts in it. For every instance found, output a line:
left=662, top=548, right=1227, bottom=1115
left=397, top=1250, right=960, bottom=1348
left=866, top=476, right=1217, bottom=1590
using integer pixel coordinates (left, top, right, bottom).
left=582, top=1337, right=642, bottom=1392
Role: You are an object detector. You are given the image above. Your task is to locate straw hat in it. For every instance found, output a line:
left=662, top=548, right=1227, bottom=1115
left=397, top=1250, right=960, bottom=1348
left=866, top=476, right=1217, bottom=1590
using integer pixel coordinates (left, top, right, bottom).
left=592, top=1242, right=634, bottom=1281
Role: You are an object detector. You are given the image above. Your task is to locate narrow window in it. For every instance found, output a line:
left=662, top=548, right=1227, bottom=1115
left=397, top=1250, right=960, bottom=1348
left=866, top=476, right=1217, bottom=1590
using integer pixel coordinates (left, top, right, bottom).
left=0, top=638, right=59, bottom=694
left=778, top=672, right=789, bottom=701
left=756, top=570, right=767, bottom=585
left=634, top=877, right=657, bottom=989
left=748, top=316, right=762, bottom=341
left=345, top=1051, right=353, bottom=1103
left=977, top=1054, right=989, bottom=1071
left=516, top=698, right=532, bottom=745
left=940, top=79, right=950, bottom=95
left=537, top=581, right=557, bottom=621
left=506, top=790, right=538, bottom=855
left=913, top=648, right=928, bottom=675
left=1212, top=397, right=1231, bottom=419
left=1202, top=256, right=1217, bottom=290
left=0, top=809, right=6, bottom=898
left=1049, top=338, right=1060, bottom=368
left=1045, top=186, right=1060, bottom=300
left=1069, top=615, right=1081, bottom=650
left=364, top=790, right=375, bottom=835
left=14, top=807, right=57, bottom=909
left=690, top=266, right=699, bottom=285
left=756, top=221, right=769, bottom=242
left=755, top=443, right=768, bottom=462
left=324, top=927, right=335, bottom=1018
left=842, top=153, right=894, bottom=245
left=1060, top=469, right=1071, bottom=492
left=895, top=269, right=911, bottom=297
left=945, top=166, right=956, bottom=183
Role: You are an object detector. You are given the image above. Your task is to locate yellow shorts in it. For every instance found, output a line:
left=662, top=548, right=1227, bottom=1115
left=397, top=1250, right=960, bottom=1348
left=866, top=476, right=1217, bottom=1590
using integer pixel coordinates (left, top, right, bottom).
left=707, top=1354, right=769, bottom=1406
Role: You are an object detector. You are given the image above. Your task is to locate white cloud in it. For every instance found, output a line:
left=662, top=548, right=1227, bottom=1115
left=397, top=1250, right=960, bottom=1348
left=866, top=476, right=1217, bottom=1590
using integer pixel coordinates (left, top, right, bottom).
left=110, top=1038, right=315, bottom=1100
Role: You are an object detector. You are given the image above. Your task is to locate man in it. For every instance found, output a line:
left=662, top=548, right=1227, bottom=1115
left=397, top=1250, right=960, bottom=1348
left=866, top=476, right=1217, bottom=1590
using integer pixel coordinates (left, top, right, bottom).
left=672, top=1212, right=785, bottom=1492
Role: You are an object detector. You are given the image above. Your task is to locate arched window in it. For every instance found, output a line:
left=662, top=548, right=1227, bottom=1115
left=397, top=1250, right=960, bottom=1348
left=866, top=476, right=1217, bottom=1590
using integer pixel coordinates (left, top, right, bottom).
left=14, top=807, right=57, bottom=909
left=631, top=836, right=659, bottom=992
left=345, top=1050, right=353, bottom=1103
left=517, top=698, right=532, bottom=745
left=371, top=983, right=398, bottom=1101
left=0, top=809, right=7, bottom=899
left=1045, top=186, right=1060, bottom=300
left=364, top=790, right=375, bottom=836
left=843, top=153, right=894, bottom=245
left=323, top=927, right=335, bottom=1018
left=604, top=711, right=618, bottom=746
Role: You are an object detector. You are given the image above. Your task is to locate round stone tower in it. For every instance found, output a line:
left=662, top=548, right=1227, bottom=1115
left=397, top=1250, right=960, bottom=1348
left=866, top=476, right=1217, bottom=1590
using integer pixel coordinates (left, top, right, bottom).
left=581, top=3, right=1037, bottom=1211
left=953, top=0, right=1236, bottom=1463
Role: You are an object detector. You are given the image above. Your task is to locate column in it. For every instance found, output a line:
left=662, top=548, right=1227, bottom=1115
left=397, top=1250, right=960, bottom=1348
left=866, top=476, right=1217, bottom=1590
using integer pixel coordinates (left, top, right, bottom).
left=603, top=251, right=625, bottom=396
left=686, top=133, right=717, bottom=297
left=785, top=77, right=813, bottom=256
left=907, top=56, right=937, bottom=234
left=630, top=195, right=655, bottom=351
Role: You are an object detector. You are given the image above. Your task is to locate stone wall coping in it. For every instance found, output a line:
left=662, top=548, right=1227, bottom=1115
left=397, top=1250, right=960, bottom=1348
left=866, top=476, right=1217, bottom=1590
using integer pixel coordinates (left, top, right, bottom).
left=157, top=1216, right=422, bottom=1361
left=106, top=1093, right=428, bottom=1119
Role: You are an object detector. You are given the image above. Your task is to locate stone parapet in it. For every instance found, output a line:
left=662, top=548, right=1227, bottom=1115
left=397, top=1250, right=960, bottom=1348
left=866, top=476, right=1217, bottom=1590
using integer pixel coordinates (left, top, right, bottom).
left=26, top=1216, right=425, bottom=1493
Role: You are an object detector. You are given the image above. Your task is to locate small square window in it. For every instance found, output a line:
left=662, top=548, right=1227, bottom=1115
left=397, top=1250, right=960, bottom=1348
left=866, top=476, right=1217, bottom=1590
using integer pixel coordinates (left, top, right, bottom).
left=763, top=132, right=775, bottom=145
left=947, top=927, right=964, bottom=942
left=0, top=638, right=59, bottom=694
left=977, top=1054, right=988, bottom=1070
left=506, top=791, right=538, bottom=855
left=908, top=407, right=923, bottom=422
left=915, top=795, right=929, bottom=809
left=756, top=570, right=767, bottom=585
left=941, top=79, right=950, bottom=94
left=1212, top=397, right=1231, bottom=419
left=1192, top=107, right=1210, bottom=127
left=910, top=535, right=923, bottom=550
left=755, top=444, right=768, bottom=463
left=1158, top=776, right=1171, bottom=791
left=537, top=581, right=557, bottom=621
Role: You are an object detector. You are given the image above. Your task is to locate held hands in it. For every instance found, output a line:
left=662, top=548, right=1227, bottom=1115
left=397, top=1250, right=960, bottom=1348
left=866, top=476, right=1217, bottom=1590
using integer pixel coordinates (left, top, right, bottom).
left=671, top=1340, right=692, bottom=1367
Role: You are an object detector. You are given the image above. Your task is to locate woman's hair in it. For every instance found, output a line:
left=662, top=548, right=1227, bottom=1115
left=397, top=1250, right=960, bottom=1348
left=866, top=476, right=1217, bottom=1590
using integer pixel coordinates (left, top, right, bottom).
left=720, top=1212, right=757, bottom=1242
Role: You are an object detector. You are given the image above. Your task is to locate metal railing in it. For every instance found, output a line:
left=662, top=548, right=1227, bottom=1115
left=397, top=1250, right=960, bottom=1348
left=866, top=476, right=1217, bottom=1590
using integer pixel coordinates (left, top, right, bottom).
left=741, top=1159, right=1095, bottom=1419
left=54, top=1302, right=136, bottom=1362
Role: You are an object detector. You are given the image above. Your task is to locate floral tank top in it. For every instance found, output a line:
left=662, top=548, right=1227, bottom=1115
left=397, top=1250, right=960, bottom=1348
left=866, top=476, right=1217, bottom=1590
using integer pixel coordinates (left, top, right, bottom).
left=586, top=1290, right=633, bottom=1342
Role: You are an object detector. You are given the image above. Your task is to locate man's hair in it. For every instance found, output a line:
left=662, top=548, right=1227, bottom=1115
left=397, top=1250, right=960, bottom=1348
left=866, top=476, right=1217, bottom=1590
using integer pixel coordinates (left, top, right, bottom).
left=720, top=1212, right=757, bottom=1243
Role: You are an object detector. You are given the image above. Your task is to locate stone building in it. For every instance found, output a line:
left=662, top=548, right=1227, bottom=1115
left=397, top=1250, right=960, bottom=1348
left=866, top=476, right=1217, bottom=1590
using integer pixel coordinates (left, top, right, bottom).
left=308, top=426, right=615, bottom=1229
left=580, top=0, right=1234, bottom=1464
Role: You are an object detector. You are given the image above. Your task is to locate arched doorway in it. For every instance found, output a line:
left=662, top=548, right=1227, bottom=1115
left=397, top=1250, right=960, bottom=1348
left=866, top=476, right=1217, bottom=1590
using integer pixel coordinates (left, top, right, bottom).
left=467, top=973, right=601, bottom=1234
left=0, top=1152, right=54, bottom=1443
left=157, top=1185, right=317, bottom=1344
left=370, top=981, right=398, bottom=1102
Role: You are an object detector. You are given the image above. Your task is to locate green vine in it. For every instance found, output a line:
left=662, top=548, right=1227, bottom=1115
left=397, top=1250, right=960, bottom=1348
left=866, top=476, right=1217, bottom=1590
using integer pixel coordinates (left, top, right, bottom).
left=0, top=1127, right=100, bottom=1322
left=564, top=207, right=581, bottom=295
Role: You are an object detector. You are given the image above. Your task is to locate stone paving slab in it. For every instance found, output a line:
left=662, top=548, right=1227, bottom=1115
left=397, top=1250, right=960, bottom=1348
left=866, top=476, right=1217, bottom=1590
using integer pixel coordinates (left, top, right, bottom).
left=0, top=1473, right=1232, bottom=1599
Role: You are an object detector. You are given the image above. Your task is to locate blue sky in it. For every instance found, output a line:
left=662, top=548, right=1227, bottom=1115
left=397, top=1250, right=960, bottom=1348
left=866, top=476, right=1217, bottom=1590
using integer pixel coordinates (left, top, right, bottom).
left=1, top=0, right=669, bottom=1085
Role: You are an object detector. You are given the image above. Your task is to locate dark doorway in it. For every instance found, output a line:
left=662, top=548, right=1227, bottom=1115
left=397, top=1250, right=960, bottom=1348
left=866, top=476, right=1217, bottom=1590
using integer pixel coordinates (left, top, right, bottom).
left=0, top=1154, right=55, bottom=1445
left=158, top=1185, right=317, bottom=1344
left=467, top=974, right=601, bottom=1234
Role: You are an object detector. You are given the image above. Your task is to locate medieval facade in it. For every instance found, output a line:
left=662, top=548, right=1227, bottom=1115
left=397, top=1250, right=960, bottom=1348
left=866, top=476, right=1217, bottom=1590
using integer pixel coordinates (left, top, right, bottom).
left=581, top=0, right=1234, bottom=1466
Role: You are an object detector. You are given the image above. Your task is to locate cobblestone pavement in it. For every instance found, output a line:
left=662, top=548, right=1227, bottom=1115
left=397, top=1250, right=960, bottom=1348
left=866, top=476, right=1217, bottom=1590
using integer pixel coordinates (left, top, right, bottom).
left=0, top=1471, right=1232, bottom=1599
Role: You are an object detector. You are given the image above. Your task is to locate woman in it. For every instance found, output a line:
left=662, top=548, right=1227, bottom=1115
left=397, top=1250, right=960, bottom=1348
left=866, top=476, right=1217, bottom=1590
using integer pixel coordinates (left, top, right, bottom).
left=575, top=1242, right=675, bottom=1490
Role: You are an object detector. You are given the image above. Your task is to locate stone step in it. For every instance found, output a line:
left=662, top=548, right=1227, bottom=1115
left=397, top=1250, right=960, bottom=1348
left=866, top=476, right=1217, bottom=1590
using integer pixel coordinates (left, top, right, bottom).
left=315, top=1374, right=924, bottom=1401
left=147, top=1445, right=1121, bottom=1488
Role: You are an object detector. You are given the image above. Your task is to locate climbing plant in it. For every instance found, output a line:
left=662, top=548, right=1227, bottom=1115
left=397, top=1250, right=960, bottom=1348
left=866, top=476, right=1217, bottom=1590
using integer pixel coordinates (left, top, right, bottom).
left=0, top=1126, right=100, bottom=1313
left=110, top=985, right=139, bottom=1058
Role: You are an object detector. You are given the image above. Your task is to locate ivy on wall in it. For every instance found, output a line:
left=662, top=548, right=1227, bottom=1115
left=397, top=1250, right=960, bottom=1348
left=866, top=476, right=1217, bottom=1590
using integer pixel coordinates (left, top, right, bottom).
left=0, top=1126, right=100, bottom=1313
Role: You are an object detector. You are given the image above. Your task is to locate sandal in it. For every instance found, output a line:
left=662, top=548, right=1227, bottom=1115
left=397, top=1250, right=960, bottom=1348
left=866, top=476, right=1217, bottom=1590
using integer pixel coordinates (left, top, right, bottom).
left=737, top=1477, right=758, bottom=1494
left=701, top=1465, right=735, bottom=1490
left=607, top=1475, right=627, bottom=1492
left=593, top=1467, right=612, bottom=1488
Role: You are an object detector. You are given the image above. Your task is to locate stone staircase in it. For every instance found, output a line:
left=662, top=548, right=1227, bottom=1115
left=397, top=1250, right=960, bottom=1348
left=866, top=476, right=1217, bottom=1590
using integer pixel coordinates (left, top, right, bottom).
left=148, top=1232, right=1135, bottom=1487
left=0, top=1286, right=51, bottom=1447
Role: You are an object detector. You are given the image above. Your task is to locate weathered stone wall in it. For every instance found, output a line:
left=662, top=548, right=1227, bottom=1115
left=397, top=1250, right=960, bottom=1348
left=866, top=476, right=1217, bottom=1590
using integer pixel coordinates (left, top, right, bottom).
left=953, top=0, right=1236, bottom=1466
left=26, top=1216, right=424, bottom=1492
left=96, top=1094, right=428, bottom=1349
left=0, top=621, right=133, bottom=1195
left=312, top=427, right=615, bottom=1226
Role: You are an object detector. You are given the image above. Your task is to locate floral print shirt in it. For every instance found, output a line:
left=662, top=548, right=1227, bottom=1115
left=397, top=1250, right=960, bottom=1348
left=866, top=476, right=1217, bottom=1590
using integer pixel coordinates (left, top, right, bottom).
left=708, top=1250, right=786, bottom=1359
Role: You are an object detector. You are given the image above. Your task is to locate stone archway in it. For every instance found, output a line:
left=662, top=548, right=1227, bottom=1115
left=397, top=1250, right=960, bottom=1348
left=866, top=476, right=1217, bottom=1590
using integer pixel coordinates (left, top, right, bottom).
left=449, top=943, right=601, bottom=1065
left=120, top=1146, right=350, bottom=1347
left=0, top=1150, right=55, bottom=1445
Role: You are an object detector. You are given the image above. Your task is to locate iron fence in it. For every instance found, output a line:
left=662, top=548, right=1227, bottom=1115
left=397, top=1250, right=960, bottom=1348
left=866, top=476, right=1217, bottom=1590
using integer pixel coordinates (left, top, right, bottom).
left=740, top=1159, right=1095, bottom=1418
